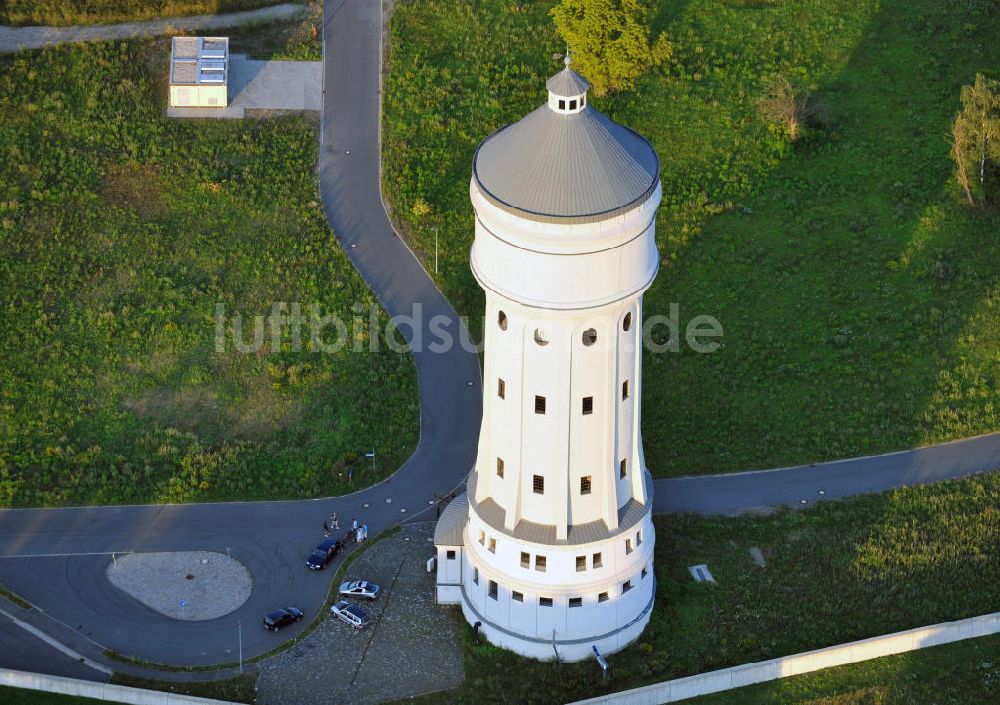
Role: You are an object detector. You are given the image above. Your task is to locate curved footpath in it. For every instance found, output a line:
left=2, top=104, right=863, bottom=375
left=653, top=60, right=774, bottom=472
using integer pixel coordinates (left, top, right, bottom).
left=0, top=0, right=998, bottom=678
left=0, top=3, right=307, bottom=52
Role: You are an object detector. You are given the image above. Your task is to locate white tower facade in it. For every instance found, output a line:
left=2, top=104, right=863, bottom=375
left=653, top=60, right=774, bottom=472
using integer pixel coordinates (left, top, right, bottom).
left=435, top=59, right=661, bottom=662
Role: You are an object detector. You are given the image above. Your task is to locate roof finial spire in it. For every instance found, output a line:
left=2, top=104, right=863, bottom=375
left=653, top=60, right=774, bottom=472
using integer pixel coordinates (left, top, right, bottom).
left=564, top=46, right=571, bottom=68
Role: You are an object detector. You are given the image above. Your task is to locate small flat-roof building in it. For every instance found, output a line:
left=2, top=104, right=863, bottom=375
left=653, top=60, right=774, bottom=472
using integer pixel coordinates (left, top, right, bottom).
left=169, top=36, right=229, bottom=108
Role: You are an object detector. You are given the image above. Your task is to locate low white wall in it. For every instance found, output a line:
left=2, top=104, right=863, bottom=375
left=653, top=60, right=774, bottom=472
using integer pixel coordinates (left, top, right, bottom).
left=570, top=611, right=1000, bottom=705
left=0, top=668, right=235, bottom=705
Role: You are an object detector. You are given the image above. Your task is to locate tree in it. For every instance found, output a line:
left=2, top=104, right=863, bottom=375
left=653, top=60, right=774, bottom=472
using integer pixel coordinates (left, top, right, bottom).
left=951, top=73, right=1000, bottom=207
left=410, top=197, right=432, bottom=219
left=758, top=75, right=824, bottom=142
left=550, top=0, right=671, bottom=96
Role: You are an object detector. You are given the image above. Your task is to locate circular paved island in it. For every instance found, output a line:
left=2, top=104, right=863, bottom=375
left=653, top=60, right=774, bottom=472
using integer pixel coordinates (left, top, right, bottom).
left=107, top=550, right=252, bottom=621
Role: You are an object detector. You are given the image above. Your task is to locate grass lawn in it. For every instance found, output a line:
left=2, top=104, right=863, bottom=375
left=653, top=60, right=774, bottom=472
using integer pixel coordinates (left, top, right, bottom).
left=412, top=469, right=1000, bottom=703
left=382, top=0, right=1000, bottom=476
left=0, top=687, right=107, bottom=705
left=0, top=0, right=301, bottom=26
left=0, top=34, right=417, bottom=507
left=691, top=632, right=1000, bottom=704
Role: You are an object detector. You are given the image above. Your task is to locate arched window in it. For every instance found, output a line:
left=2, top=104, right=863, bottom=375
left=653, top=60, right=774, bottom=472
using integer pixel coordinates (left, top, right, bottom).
left=534, top=328, right=549, bottom=346
left=582, top=328, right=597, bottom=346
left=623, top=312, right=632, bottom=331
left=498, top=310, right=508, bottom=330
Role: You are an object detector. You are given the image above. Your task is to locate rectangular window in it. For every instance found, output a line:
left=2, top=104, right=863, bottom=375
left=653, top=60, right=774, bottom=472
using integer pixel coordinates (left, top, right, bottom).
left=488, top=580, right=498, bottom=600
left=598, top=591, right=609, bottom=603
left=446, top=550, right=456, bottom=560
left=539, top=597, right=553, bottom=607
left=558, top=99, right=566, bottom=110
left=580, top=475, right=592, bottom=495
left=520, top=551, right=530, bottom=569
left=473, top=567, right=479, bottom=585
left=533, top=474, right=544, bottom=494
left=620, top=459, right=627, bottom=479
left=576, top=555, right=586, bottom=572
left=497, top=378, right=505, bottom=399
left=512, top=591, right=523, bottom=602
left=622, top=580, right=633, bottom=594
left=488, top=538, right=496, bottom=554
left=496, top=457, right=504, bottom=478
left=535, top=555, right=547, bottom=572
left=478, top=530, right=485, bottom=545
left=569, top=597, right=582, bottom=608
left=582, top=396, right=593, bottom=415
left=534, top=395, right=546, bottom=414
left=626, top=539, right=633, bottom=555
left=622, top=380, right=629, bottom=400
left=636, top=530, right=642, bottom=546
left=569, top=99, right=577, bottom=110
left=593, top=552, right=603, bottom=568
left=642, top=566, right=648, bottom=579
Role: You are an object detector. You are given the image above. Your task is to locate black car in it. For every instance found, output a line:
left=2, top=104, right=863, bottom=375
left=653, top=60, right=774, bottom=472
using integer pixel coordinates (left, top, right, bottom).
left=306, top=538, right=340, bottom=570
left=263, top=607, right=303, bottom=632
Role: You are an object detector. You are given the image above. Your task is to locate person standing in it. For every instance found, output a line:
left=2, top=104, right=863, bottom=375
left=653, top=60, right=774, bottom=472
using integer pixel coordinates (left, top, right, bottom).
left=332, top=512, right=339, bottom=530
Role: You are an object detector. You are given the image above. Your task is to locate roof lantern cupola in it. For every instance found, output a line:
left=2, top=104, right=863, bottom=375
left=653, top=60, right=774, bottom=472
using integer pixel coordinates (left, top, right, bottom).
left=546, top=50, right=589, bottom=115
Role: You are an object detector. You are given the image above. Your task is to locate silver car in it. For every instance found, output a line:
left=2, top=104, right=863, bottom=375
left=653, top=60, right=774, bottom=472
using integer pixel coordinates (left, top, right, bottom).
left=331, top=600, right=372, bottom=629
left=339, top=580, right=381, bottom=600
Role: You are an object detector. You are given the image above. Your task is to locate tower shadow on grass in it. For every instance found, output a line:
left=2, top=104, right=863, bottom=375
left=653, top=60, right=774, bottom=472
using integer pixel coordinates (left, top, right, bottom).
left=638, top=0, right=1000, bottom=478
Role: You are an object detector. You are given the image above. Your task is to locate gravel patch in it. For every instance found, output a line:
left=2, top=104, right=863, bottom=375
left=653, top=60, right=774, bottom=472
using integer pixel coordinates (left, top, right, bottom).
left=257, top=522, right=464, bottom=705
left=106, top=551, right=252, bottom=621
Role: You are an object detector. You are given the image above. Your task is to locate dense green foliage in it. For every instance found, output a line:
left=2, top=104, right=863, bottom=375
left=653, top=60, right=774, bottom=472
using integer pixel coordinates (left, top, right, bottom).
left=0, top=0, right=295, bottom=26
left=693, top=633, right=1000, bottom=704
left=0, top=39, right=417, bottom=507
left=550, top=0, right=671, bottom=96
left=383, top=0, right=1000, bottom=477
left=411, top=470, right=1000, bottom=703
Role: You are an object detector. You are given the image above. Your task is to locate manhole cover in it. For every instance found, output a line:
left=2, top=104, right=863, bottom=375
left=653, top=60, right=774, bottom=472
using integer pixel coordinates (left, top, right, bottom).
left=185, top=574, right=194, bottom=580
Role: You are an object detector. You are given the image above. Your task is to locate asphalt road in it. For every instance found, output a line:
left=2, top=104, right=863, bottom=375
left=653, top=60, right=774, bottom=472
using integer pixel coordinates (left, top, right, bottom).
left=0, top=613, right=108, bottom=682
left=0, top=0, right=997, bottom=674
left=655, top=432, right=1000, bottom=514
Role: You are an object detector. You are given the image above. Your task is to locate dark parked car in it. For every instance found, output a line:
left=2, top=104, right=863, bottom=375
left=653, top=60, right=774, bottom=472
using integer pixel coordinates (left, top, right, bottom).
left=263, top=607, right=303, bottom=632
left=306, top=538, right=340, bottom=570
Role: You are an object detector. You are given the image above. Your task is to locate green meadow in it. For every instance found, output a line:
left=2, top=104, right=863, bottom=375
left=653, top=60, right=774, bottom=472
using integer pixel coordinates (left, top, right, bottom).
left=382, top=0, right=1000, bottom=476
left=0, top=36, right=416, bottom=507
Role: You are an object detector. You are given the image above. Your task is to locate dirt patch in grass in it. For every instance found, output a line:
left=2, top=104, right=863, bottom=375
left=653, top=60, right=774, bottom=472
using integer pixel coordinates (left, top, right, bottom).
left=99, top=164, right=167, bottom=220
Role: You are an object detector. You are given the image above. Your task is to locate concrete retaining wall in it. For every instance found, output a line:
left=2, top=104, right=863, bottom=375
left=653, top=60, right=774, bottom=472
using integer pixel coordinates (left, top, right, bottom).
left=570, top=611, right=1000, bottom=705
left=0, top=668, right=235, bottom=705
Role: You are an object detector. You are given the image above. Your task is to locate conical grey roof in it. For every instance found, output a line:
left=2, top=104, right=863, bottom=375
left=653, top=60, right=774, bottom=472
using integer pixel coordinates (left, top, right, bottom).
left=473, top=101, right=659, bottom=223
left=546, top=67, right=589, bottom=97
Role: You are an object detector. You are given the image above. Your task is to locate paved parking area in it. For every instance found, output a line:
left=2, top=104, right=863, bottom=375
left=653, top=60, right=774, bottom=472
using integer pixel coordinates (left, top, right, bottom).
left=167, top=56, right=322, bottom=119
left=256, top=522, right=464, bottom=705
